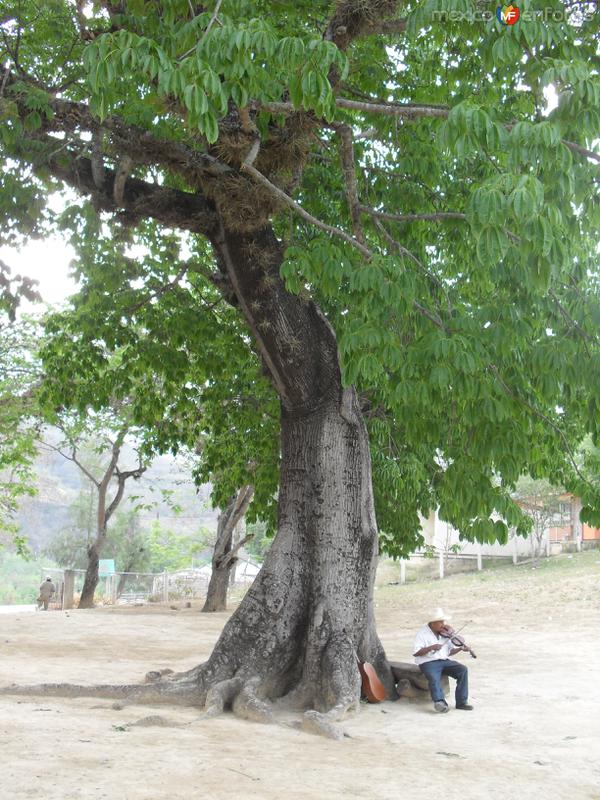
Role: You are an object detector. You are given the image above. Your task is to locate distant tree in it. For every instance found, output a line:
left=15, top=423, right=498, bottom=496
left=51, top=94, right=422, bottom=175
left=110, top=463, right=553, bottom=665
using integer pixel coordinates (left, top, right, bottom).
left=104, top=508, right=151, bottom=596
left=145, top=519, right=212, bottom=573
left=514, top=477, right=569, bottom=565
left=0, top=311, right=41, bottom=553
left=40, top=411, right=148, bottom=608
left=244, top=520, right=273, bottom=562
left=44, top=480, right=152, bottom=595
left=0, top=551, right=54, bottom=605
left=579, top=438, right=600, bottom=496
left=202, top=484, right=254, bottom=612
left=44, top=525, right=88, bottom=571
left=44, top=452, right=102, bottom=569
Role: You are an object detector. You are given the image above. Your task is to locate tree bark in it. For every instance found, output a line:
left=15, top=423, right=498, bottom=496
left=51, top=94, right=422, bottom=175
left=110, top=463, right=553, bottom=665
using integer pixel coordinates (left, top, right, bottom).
left=202, top=485, right=254, bottom=613
left=116, top=571, right=129, bottom=598
left=195, top=392, right=393, bottom=714
left=79, top=536, right=103, bottom=609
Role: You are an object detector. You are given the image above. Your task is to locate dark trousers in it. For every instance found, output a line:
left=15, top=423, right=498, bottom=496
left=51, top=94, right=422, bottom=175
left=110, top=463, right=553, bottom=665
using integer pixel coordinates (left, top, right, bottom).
left=419, top=659, right=468, bottom=705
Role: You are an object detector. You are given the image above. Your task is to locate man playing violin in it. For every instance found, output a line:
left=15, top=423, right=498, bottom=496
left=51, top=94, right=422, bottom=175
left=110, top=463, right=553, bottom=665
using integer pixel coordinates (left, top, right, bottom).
left=412, top=608, right=474, bottom=713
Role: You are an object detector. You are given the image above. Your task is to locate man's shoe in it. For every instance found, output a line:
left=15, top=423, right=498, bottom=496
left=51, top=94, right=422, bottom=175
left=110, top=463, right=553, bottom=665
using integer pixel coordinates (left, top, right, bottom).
left=434, top=701, right=449, bottom=713
left=456, top=704, right=474, bottom=710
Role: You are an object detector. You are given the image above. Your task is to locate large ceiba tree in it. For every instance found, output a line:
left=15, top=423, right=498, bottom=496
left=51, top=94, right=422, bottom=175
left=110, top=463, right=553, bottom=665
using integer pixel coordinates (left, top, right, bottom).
left=1, top=0, right=600, bottom=732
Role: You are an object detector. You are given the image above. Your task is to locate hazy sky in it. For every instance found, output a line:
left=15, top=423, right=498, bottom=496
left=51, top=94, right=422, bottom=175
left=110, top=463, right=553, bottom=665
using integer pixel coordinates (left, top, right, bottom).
left=0, top=235, right=78, bottom=312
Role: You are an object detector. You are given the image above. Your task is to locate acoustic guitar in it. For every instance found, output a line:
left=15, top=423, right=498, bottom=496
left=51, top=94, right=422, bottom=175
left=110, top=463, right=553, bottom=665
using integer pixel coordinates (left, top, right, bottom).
left=357, top=660, right=386, bottom=703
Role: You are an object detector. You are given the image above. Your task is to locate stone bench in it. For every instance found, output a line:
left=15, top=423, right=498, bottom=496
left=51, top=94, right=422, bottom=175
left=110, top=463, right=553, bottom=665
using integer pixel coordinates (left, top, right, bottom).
left=388, top=660, right=450, bottom=700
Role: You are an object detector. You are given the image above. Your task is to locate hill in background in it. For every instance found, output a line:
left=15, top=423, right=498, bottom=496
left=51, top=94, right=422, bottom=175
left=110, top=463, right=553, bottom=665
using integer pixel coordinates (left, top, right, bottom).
left=15, top=442, right=219, bottom=556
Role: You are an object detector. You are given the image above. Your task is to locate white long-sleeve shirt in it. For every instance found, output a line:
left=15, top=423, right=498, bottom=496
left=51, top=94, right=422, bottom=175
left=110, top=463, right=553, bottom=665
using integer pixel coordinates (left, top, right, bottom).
left=413, top=624, right=454, bottom=665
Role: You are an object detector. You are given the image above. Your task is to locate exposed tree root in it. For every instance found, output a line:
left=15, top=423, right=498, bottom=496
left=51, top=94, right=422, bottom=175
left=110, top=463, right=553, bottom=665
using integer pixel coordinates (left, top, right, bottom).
left=232, top=677, right=274, bottom=724
left=0, top=677, right=204, bottom=706
left=127, top=715, right=183, bottom=728
left=203, top=676, right=243, bottom=717
left=301, top=710, right=345, bottom=741
left=0, top=655, right=373, bottom=740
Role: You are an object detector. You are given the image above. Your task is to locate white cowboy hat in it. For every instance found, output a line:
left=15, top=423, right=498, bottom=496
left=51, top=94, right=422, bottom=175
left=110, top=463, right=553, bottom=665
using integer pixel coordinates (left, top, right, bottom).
left=428, top=608, right=451, bottom=622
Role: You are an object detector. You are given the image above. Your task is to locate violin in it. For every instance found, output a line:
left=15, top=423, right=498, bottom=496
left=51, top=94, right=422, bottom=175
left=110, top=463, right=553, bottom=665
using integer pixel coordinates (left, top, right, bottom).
left=357, top=660, right=386, bottom=702
left=439, top=624, right=477, bottom=659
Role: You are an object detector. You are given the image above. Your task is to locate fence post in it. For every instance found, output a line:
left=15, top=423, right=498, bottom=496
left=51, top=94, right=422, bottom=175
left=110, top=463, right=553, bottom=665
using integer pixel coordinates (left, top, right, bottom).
left=162, top=571, right=169, bottom=603
left=63, top=570, right=75, bottom=610
left=400, top=560, right=406, bottom=585
left=476, top=543, right=482, bottom=571
left=512, top=534, right=518, bottom=565
left=573, top=496, right=583, bottom=552
left=438, top=550, right=444, bottom=580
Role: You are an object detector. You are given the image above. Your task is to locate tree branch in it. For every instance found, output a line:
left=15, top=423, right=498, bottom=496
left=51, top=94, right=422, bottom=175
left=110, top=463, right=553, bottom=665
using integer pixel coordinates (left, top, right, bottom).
left=261, top=95, right=599, bottom=173
left=5, top=72, right=231, bottom=184
left=112, top=154, right=133, bottom=205
left=411, top=300, right=448, bottom=332
left=214, top=485, right=254, bottom=564
left=228, top=484, right=254, bottom=532
left=373, top=218, right=454, bottom=315
left=561, top=139, right=600, bottom=164
left=106, top=461, right=147, bottom=523
left=239, top=161, right=373, bottom=260
left=335, top=124, right=365, bottom=243
left=362, top=18, right=408, bottom=35
left=230, top=532, right=254, bottom=559
left=43, top=146, right=217, bottom=235
left=548, top=289, right=595, bottom=353
left=257, top=98, right=449, bottom=120
left=334, top=97, right=450, bottom=119
left=202, top=0, right=223, bottom=41
left=361, top=206, right=467, bottom=224
left=37, top=438, right=100, bottom=489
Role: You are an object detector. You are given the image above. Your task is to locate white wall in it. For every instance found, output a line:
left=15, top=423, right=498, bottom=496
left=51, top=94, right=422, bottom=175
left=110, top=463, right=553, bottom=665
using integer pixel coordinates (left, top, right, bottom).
left=420, top=510, right=534, bottom=558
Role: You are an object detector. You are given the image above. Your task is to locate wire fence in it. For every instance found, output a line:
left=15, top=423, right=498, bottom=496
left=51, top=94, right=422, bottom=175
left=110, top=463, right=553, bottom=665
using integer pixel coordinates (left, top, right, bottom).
left=40, top=559, right=260, bottom=610
left=379, top=538, right=599, bottom=586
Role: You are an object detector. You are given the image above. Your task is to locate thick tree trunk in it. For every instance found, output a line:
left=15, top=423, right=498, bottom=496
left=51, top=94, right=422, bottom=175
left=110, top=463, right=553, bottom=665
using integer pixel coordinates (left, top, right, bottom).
left=202, top=486, right=254, bottom=613
left=202, top=560, right=231, bottom=612
left=197, top=391, right=392, bottom=714
left=79, top=538, right=103, bottom=609
left=116, top=572, right=129, bottom=598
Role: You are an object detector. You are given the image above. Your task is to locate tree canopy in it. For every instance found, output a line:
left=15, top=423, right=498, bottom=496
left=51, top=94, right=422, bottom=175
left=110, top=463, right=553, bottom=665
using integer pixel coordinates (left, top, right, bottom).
left=0, top=312, right=41, bottom=550
left=1, top=0, right=599, bottom=555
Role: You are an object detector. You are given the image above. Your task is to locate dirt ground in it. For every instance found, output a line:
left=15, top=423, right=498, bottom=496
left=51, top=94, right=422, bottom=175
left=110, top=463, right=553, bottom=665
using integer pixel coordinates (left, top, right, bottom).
left=1, top=551, right=599, bottom=800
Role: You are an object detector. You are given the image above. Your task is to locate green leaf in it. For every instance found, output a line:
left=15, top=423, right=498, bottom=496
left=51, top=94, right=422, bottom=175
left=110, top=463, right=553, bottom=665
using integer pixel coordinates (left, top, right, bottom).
left=199, top=112, right=219, bottom=143
left=476, top=226, right=509, bottom=264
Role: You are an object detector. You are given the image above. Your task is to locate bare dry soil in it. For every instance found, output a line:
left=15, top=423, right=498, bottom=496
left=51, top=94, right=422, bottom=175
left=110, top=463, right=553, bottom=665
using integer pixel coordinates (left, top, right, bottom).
left=1, top=551, right=599, bottom=800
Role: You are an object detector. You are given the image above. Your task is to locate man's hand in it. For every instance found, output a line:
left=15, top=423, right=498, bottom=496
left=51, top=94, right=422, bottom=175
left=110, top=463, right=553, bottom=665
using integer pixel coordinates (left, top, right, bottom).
left=413, top=642, right=444, bottom=657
